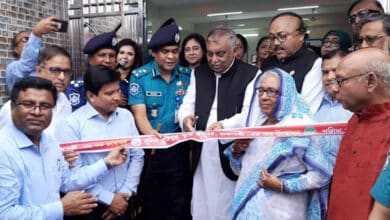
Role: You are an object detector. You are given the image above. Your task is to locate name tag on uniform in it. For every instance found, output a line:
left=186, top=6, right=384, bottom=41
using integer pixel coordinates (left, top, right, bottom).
left=146, top=91, right=162, bottom=96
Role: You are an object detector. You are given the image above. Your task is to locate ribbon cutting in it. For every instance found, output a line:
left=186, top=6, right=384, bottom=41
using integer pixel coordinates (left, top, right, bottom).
left=60, top=122, right=348, bottom=153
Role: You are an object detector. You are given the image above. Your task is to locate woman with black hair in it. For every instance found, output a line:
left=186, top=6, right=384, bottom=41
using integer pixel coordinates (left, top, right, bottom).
left=179, top=33, right=207, bottom=69
left=116, top=38, right=141, bottom=108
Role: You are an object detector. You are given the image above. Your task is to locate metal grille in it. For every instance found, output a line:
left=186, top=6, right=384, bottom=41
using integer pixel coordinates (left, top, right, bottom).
left=67, top=0, right=145, bottom=79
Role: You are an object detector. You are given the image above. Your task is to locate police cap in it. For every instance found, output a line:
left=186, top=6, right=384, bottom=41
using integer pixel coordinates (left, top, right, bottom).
left=83, top=32, right=118, bottom=55
left=148, top=18, right=180, bottom=50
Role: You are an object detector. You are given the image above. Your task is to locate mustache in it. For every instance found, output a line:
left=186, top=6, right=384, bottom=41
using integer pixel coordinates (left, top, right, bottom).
left=274, top=45, right=284, bottom=51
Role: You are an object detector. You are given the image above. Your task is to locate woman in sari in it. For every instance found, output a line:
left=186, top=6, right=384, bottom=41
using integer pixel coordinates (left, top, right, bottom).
left=226, top=68, right=332, bottom=220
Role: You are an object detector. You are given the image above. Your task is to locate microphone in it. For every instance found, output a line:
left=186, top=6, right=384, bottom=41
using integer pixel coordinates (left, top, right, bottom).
left=116, top=59, right=127, bottom=69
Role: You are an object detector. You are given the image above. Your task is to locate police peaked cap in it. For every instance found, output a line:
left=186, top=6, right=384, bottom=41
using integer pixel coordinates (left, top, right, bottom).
left=148, top=18, right=181, bottom=50
left=83, top=32, right=118, bottom=55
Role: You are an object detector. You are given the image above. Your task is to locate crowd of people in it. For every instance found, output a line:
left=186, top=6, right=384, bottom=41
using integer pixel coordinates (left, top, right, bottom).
left=0, top=0, right=389, bottom=219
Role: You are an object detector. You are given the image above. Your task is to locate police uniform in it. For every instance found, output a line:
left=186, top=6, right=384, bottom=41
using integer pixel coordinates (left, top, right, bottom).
left=129, top=18, right=192, bottom=220
left=130, top=63, right=191, bottom=133
left=65, top=32, right=118, bottom=111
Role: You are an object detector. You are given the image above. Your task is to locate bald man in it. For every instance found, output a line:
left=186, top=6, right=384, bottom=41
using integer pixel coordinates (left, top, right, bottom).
left=327, top=48, right=390, bottom=219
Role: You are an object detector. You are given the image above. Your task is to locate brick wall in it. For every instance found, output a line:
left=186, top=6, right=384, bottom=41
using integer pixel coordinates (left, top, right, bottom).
left=0, top=0, right=68, bottom=107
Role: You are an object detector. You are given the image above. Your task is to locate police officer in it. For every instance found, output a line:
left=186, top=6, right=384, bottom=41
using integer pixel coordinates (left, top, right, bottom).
left=66, top=31, right=118, bottom=111
left=129, top=18, right=191, bottom=220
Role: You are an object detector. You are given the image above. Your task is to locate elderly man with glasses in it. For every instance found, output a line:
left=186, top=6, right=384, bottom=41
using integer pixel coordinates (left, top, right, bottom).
left=262, top=12, right=324, bottom=114
left=6, top=16, right=60, bottom=93
left=327, top=48, right=390, bottom=219
left=357, top=14, right=390, bottom=53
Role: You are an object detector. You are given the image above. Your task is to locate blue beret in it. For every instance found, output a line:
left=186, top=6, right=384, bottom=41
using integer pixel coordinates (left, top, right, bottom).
left=148, top=18, right=180, bottom=50
left=83, top=32, right=118, bottom=55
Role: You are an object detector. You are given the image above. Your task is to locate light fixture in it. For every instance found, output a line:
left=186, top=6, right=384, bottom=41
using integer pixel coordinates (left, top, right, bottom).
left=277, top=5, right=319, bottom=11
left=207, top=11, right=243, bottom=17
left=242, top=33, right=258, bottom=38
left=237, top=24, right=246, bottom=27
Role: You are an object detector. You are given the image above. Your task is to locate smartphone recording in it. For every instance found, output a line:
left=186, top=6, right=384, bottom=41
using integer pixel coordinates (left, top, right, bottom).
left=56, top=19, right=68, bottom=32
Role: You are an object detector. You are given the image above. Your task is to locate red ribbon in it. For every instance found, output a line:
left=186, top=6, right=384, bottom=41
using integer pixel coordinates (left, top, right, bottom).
left=60, top=122, right=347, bottom=153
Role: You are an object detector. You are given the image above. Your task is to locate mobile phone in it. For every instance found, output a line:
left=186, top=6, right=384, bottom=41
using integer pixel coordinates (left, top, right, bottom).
left=56, top=19, right=68, bottom=32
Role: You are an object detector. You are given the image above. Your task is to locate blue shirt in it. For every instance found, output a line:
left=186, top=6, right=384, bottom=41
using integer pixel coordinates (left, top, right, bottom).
left=314, top=93, right=352, bottom=166
left=0, top=124, right=109, bottom=220
left=6, top=33, right=40, bottom=93
left=56, top=102, right=144, bottom=205
left=129, top=61, right=191, bottom=133
left=371, top=152, right=390, bottom=207
left=314, top=93, right=352, bottom=123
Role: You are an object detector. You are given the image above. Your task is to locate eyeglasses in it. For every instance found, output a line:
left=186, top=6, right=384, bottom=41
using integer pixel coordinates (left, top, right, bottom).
left=357, top=35, right=385, bottom=48
left=322, top=39, right=340, bottom=48
left=348, top=9, right=382, bottom=25
left=15, top=37, right=29, bottom=46
left=332, top=72, right=368, bottom=87
left=256, top=87, right=279, bottom=97
left=40, top=66, right=73, bottom=76
left=13, top=101, right=54, bottom=112
left=268, top=29, right=302, bottom=43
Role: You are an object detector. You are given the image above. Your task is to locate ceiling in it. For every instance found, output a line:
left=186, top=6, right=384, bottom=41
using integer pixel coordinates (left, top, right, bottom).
left=147, top=0, right=356, bottom=35
left=146, top=0, right=356, bottom=55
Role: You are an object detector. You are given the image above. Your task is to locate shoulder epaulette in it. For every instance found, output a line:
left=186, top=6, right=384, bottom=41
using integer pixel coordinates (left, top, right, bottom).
left=178, top=66, right=192, bottom=76
left=132, top=67, right=150, bottom=78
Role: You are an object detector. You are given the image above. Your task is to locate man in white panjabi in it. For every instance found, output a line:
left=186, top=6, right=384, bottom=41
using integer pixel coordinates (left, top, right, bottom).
left=178, top=25, right=259, bottom=220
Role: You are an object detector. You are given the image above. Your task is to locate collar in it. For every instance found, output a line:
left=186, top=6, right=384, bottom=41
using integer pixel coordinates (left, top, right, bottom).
left=151, top=61, right=180, bottom=78
left=322, top=93, right=338, bottom=106
left=357, top=102, right=390, bottom=120
left=9, top=124, right=36, bottom=149
left=84, top=102, right=118, bottom=121
left=8, top=123, right=50, bottom=152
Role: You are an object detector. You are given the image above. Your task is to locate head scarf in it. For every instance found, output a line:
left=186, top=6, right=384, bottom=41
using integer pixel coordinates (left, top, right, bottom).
left=233, top=68, right=331, bottom=220
left=245, top=68, right=311, bottom=127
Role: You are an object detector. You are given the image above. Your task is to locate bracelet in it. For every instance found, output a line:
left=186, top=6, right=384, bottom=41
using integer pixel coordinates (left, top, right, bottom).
left=103, top=157, right=112, bottom=169
left=280, top=180, right=284, bottom=193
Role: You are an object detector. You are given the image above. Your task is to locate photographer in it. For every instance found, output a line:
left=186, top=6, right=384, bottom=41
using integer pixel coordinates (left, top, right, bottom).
left=6, top=16, right=62, bottom=92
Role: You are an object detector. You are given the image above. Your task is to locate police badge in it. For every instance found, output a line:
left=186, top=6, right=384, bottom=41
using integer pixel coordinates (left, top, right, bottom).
left=130, top=83, right=139, bottom=96
left=69, top=93, right=80, bottom=106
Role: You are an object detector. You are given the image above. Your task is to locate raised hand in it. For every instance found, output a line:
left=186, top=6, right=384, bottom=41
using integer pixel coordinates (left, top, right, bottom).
left=32, top=16, right=58, bottom=37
